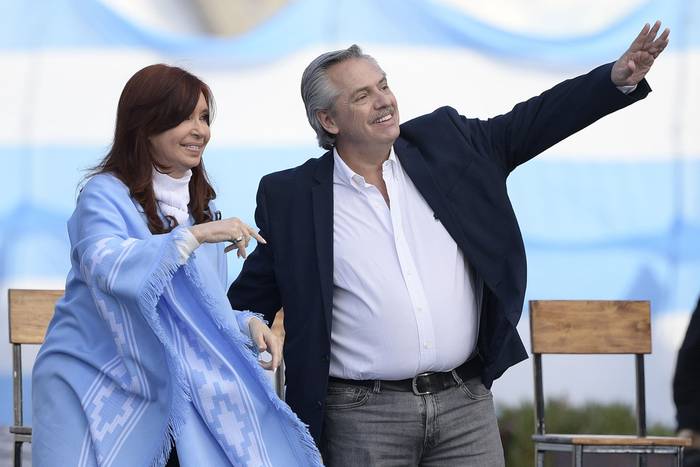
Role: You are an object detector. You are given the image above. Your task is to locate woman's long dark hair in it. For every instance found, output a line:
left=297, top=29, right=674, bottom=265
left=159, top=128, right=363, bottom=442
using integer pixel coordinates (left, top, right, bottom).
left=91, top=64, right=217, bottom=233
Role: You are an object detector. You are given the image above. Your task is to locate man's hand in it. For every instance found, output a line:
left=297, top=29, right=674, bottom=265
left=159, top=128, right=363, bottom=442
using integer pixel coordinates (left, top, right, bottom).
left=249, top=317, right=282, bottom=370
left=271, top=309, right=285, bottom=346
left=611, top=20, right=670, bottom=86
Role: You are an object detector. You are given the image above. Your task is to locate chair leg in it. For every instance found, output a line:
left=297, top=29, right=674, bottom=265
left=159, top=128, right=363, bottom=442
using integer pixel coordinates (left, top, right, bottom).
left=14, top=441, right=22, bottom=467
left=535, top=446, right=544, bottom=467
left=677, top=447, right=684, bottom=467
left=636, top=452, right=647, bottom=467
left=573, top=445, right=583, bottom=467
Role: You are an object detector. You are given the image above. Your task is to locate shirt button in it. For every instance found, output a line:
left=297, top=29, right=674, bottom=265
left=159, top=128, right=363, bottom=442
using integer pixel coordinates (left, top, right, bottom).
left=424, top=342, right=432, bottom=349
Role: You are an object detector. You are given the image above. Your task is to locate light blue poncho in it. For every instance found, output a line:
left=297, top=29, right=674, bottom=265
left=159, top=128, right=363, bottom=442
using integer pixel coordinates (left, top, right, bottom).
left=32, top=174, right=322, bottom=467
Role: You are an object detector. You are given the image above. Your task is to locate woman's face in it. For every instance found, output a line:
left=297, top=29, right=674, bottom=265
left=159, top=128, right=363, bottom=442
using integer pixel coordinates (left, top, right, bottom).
left=149, top=92, right=210, bottom=178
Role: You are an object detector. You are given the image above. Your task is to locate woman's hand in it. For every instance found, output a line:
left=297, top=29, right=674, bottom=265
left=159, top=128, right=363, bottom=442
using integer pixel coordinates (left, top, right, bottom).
left=189, top=217, right=266, bottom=258
left=249, top=317, right=282, bottom=371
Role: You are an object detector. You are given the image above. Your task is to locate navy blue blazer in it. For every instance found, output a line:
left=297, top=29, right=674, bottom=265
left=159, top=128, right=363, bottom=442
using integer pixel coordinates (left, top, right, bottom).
left=228, top=62, right=650, bottom=445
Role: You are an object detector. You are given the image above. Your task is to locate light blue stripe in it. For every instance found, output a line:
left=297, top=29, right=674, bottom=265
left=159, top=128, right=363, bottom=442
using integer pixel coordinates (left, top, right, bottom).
left=1, top=0, right=698, bottom=65
left=508, top=158, right=700, bottom=244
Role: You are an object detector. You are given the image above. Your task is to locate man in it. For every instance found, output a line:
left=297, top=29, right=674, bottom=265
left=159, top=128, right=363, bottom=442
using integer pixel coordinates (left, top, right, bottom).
left=674, top=295, right=700, bottom=467
left=228, top=21, right=669, bottom=465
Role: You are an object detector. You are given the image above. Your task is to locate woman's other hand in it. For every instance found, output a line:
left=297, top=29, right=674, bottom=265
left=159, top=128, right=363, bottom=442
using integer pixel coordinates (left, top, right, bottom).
left=249, top=317, right=282, bottom=371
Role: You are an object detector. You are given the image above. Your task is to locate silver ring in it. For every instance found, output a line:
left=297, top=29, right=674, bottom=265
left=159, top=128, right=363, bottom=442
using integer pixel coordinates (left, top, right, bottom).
left=233, top=236, right=244, bottom=244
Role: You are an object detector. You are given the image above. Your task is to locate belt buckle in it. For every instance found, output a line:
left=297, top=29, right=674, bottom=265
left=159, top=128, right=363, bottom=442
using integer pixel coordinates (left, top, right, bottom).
left=411, top=372, right=434, bottom=396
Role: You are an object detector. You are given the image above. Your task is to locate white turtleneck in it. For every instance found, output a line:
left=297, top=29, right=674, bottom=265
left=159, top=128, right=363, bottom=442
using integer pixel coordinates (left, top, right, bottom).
left=152, top=168, right=192, bottom=225
left=152, top=168, right=200, bottom=263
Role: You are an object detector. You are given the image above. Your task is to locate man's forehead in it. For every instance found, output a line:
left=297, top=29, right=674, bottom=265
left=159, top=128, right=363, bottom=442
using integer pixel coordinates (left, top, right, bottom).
left=328, top=58, right=386, bottom=89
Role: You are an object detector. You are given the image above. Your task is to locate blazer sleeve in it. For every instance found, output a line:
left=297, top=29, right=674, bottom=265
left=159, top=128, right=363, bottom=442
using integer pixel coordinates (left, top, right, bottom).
left=227, top=175, right=281, bottom=325
left=462, top=62, right=651, bottom=173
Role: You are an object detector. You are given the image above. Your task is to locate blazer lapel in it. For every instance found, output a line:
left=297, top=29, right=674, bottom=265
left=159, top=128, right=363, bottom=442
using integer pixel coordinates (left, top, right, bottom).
left=311, top=151, right=334, bottom=337
left=394, top=137, right=458, bottom=239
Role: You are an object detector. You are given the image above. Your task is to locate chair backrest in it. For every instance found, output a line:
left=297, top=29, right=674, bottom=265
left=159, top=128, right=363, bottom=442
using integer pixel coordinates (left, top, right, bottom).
left=529, top=300, right=651, bottom=436
left=8, top=289, right=61, bottom=344
left=8, top=289, right=62, bottom=431
left=530, top=300, right=651, bottom=355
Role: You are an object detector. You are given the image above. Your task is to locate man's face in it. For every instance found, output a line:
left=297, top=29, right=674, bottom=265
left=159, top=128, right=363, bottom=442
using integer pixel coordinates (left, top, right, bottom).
left=321, top=57, right=400, bottom=153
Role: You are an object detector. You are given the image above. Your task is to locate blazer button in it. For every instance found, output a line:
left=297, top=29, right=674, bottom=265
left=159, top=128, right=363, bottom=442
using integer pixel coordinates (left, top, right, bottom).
left=317, top=400, right=323, bottom=409
left=322, top=354, right=330, bottom=362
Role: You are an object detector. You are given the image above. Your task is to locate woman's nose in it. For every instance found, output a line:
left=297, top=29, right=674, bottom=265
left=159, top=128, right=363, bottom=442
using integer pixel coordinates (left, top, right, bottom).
left=191, top=121, right=205, bottom=137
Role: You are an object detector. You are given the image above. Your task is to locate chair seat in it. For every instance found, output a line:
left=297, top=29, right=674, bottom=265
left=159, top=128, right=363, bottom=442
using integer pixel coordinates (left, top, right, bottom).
left=9, top=426, right=31, bottom=436
left=533, top=433, right=691, bottom=447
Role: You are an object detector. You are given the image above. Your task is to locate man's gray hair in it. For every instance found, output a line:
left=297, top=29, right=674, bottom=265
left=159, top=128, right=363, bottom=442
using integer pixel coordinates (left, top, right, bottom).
left=301, top=44, right=377, bottom=150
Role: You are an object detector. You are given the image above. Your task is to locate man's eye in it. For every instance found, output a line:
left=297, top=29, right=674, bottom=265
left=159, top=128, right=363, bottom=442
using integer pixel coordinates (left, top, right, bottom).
left=355, top=94, right=367, bottom=102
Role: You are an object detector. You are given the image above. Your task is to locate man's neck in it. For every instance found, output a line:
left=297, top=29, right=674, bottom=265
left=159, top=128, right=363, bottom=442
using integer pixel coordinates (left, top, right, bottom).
left=335, top=142, right=392, bottom=181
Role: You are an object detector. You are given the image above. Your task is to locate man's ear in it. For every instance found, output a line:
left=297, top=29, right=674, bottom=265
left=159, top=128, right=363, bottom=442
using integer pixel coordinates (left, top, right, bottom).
left=317, top=110, right=339, bottom=135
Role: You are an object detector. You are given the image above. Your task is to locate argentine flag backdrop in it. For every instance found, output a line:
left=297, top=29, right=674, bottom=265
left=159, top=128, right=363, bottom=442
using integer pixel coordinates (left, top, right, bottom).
left=1, top=0, right=699, bottom=428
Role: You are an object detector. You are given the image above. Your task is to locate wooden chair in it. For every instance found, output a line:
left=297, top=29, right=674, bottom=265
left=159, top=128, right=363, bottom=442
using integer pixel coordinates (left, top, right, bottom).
left=530, top=300, right=690, bottom=467
left=8, top=288, right=61, bottom=467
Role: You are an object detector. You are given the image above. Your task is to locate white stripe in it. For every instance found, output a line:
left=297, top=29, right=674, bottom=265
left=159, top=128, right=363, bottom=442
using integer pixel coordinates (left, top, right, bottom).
left=102, top=398, right=149, bottom=467
left=78, top=429, right=93, bottom=467
left=104, top=239, right=151, bottom=397
left=90, top=243, right=150, bottom=399
left=78, top=356, right=122, bottom=467
left=435, top=0, right=646, bottom=36
left=118, top=301, right=150, bottom=398
left=1, top=47, right=698, bottom=161
left=80, top=356, right=122, bottom=406
left=107, top=240, right=137, bottom=293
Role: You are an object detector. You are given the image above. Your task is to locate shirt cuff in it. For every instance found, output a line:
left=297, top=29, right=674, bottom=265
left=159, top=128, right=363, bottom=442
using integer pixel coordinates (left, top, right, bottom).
left=617, top=84, right=638, bottom=95
left=175, top=227, right=200, bottom=264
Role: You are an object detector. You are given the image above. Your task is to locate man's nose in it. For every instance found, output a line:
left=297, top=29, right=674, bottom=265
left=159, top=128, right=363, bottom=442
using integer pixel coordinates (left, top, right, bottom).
left=374, top=91, right=392, bottom=109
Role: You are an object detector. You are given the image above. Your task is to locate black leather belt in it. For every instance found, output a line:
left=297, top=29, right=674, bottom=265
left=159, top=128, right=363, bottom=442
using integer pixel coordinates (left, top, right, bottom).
left=328, top=357, right=482, bottom=396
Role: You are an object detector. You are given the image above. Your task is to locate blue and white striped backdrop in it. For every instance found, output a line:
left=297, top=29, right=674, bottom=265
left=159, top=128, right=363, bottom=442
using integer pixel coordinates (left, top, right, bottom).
left=1, top=0, right=698, bottom=427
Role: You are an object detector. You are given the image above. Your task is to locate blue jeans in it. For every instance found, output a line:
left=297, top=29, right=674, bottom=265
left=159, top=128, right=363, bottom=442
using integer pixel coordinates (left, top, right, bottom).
left=320, top=374, right=505, bottom=466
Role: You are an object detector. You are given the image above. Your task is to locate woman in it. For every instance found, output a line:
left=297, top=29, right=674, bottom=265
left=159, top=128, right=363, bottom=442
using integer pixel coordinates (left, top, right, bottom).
left=32, top=64, right=321, bottom=467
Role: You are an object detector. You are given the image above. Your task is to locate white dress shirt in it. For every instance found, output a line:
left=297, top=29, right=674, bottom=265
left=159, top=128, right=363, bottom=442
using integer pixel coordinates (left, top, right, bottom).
left=330, top=148, right=480, bottom=380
